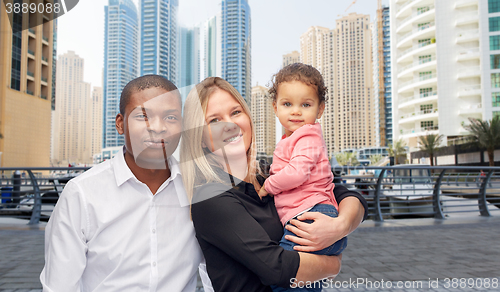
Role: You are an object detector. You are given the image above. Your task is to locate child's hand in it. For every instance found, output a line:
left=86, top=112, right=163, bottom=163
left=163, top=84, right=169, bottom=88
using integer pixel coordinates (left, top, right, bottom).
left=258, top=186, right=270, bottom=199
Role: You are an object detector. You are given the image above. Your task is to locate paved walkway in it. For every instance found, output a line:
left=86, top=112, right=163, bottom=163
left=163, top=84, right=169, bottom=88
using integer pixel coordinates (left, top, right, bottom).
left=1, top=216, right=499, bottom=291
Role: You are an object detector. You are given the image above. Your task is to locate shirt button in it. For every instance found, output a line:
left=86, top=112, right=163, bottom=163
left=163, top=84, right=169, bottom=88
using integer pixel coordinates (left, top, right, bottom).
left=153, top=262, right=157, bottom=267
left=152, top=229, right=156, bottom=234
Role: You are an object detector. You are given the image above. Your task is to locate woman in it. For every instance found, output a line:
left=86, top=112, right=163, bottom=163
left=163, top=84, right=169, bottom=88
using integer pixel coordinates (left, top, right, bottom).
left=180, top=77, right=367, bottom=291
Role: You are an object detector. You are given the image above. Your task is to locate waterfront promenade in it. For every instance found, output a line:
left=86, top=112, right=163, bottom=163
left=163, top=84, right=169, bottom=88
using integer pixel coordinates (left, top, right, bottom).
left=0, top=216, right=499, bottom=292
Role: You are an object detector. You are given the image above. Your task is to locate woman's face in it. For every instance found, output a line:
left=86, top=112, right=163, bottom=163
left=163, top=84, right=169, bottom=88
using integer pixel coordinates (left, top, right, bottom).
left=202, top=89, right=252, bottom=161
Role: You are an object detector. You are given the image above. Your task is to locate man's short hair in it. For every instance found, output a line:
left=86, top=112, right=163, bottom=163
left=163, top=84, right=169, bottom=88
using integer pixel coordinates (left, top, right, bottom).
left=120, top=75, right=179, bottom=115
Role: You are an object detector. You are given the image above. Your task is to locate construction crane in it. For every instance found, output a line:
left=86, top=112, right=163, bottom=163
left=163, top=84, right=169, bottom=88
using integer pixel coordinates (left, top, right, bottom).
left=345, top=0, right=358, bottom=12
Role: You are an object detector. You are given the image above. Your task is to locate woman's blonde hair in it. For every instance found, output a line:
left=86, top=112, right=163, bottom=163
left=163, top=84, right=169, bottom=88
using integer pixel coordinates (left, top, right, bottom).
left=180, top=77, right=262, bottom=201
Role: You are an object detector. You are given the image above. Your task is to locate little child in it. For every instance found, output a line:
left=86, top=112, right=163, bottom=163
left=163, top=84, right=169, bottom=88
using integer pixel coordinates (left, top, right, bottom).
left=259, top=63, right=347, bottom=292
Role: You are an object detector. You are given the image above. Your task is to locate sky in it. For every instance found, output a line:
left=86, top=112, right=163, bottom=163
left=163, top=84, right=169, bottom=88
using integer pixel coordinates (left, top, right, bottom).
left=57, top=0, right=387, bottom=89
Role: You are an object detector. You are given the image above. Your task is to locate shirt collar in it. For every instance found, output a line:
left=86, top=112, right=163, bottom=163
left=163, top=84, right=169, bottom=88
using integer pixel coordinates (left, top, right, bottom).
left=113, top=146, right=182, bottom=188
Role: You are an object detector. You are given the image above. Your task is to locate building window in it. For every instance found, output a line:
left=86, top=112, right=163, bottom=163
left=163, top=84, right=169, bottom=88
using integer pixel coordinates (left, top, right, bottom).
left=490, top=17, right=500, bottom=32
left=417, top=6, right=430, bottom=15
left=421, top=120, right=434, bottom=130
left=493, top=93, right=500, bottom=107
left=489, top=0, right=500, bottom=13
left=492, top=73, right=500, bottom=88
left=419, top=71, right=432, bottom=80
left=420, top=104, right=433, bottom=114
left=420, top=87, right=433, bottom=97
left=490, top=35, right=500, bottom=50
left=419, top=55, right=432, bottom=64
left=491, top=55, right=500, bottom=69
left=417, top=22, right=431, bottom=31
left=418, top=38, right=431, bottom=48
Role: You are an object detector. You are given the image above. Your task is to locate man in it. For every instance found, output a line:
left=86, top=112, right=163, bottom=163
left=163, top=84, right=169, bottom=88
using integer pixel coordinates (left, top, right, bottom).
left=40, top=75, right=212, bottom=291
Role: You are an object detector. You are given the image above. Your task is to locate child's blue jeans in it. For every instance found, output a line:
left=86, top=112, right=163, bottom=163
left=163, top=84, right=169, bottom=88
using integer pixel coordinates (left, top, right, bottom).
left=272, top=204, right=348, bottom=292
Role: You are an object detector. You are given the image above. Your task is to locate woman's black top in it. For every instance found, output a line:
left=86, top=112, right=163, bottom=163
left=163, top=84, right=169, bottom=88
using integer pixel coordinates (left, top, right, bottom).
left=191, top=175, right=368, bottom=292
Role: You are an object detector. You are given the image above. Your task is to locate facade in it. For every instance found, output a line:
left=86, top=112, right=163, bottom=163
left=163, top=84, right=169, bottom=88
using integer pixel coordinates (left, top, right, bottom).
left=220, top=0, right=251, bottom=100
left=200, top=15, right=222, bottom=80
left=282, top=51, right=300, bottom=68
left=373, top=6, right=393, bottom=147
left=103, top=0, right=138, bottom=148
left=250, top=86, right=275, bottom=156
left=91, top=87, right=103, bottom=158
left=140, top=0, right=178, bottom=82
left=178, top=26, right=200, bottom=89
left=390, top=0, right=494, bottom=149
left=300, top=14, right=375, bottom=155
left=0, top=1, right=55, bottom=167
left=52, top=51, right=92, bottom=165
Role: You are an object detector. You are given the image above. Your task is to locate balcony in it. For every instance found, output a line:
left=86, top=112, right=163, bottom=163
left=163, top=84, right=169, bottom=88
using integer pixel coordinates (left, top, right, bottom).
left=397, top=43, right=436, bottom=63
left=456, top=30, right=479, bottom=44
left=27, top=71, right=35, bottom=78
left=41, top=95, right=48, bottom=100
left=457, top=48, right=480, bottom=61
left=458, top=84, right=481, bottom=97
left=398, top=73, right=438, bottom=93
left=41, top=56, right=49, bottom=63
left=457, top=66, right=481, bottom=79
left=42, top=35, right=49, bottom=43
left=401, top=125, right=439, bottom=136
left=456, top=12, right=479, bottom=26
left=459, top=103, right=482, bottom=115
left=28, top=28, right=36, bottom=36
left=399, top=91, right=438, bottom=108
left=396, top=5, right=435, bottom=33
left=397, top=22, right=436, bottom=48
left=397, top=57, right=436, bottom=78
left=399, top=109, right=439, bottom=124
left=396, top=0, right=420, bottom=17
left=26, top=90, right=34, bottom=96
left=27, top=50, right=35, bottom=58
left=455, top=0, right=478, bottom=9
left=41, top=77, right=48, bottom=83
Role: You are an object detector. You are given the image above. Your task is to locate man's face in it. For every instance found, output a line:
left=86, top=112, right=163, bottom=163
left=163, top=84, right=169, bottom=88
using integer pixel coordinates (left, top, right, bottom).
left=116, top=87, right=182, bottom=169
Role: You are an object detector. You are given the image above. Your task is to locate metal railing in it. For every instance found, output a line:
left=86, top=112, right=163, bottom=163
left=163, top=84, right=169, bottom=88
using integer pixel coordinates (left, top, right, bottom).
left=332, top=166, right=500, bottom=221
left=2, top=166, right=499, bottom=224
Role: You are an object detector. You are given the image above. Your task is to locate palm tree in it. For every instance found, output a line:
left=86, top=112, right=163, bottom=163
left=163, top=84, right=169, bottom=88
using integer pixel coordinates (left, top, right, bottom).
left=369, top=154, right=383, bottom=165
left=418, top=133, right=444, bottom=166
left=388, top=139, right=407, bottom=165
left=464, top=116, right=500, bottom=166
left=335, top=152, right=359, bottom=166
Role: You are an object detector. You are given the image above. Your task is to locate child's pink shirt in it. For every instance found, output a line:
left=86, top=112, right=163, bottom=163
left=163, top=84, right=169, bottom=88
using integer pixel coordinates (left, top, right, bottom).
left=264, top=123, right=338, bottom=225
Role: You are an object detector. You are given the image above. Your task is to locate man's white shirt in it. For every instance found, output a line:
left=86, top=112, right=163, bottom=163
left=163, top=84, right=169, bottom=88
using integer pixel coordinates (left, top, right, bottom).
left=40, top=151, right=213, bottom=292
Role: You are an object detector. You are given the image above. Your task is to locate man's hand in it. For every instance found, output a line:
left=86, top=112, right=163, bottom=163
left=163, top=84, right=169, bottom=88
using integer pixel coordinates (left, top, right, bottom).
left=285, top=212, right=349, bottom=252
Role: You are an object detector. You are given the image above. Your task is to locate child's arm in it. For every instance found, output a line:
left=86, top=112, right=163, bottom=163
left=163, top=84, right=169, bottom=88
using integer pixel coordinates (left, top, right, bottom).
left=258, top=185, right=270, bottom=199
left=265, top=132, right=322, bottom=195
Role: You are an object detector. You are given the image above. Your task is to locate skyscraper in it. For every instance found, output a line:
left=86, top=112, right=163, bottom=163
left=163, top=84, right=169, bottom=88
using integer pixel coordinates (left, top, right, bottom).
left=373, top=6, right=392, bottom=147
left=221, top=0, right=251, bottom=100
left=200, top=15, right=222, bottom=80
left=103, top=0, right=138, bottom=148
left=52, top=51, right=92, bottom=165
left=300, top=14, right=375, bottom=154
left=178, top=26, right=200, bottom=89
left=91, top=87, right=103, bottom=158
left=0, top=1, right=56, bottom=167
left=140, top=0, right=178, bottom=83
left=390, top=0, right=489, bottom=148
left=251, top=86, right=275, bottom=156
left=282, top=51, right=300, bottom=68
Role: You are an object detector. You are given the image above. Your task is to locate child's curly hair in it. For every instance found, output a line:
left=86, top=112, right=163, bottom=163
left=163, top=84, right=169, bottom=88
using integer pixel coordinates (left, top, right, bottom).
left=268, top=63, right=328, bottom=104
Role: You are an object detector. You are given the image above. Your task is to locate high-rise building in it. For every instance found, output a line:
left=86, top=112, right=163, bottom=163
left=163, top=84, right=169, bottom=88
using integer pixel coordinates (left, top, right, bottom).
left=178, top=26, right=200, bottom=89
left=91, top=87, right=103, bottom=158
left=0, top=1, right=55, bottom=167
left=373, top=5, right=392, bottom=147
left=251, top=86, right=275, bottom=156
left=200, top=15, right=222, bottom=80
left=390, top=0, right=492, bottom=148
left=140, top=0, right=178, bottom=83
left=300, top=14, right=375, bottom=154
left=282, top=51, right=300, bottom=68
left=52, top=51, right=92, bottom=165
left=221, top=0, right=251, bottom=100
left=103, top=0, right=138, bottom=148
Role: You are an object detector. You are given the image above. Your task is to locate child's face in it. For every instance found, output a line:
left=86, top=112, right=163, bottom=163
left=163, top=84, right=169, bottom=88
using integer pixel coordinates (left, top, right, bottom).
left=273, top=80, right=325, bottom=137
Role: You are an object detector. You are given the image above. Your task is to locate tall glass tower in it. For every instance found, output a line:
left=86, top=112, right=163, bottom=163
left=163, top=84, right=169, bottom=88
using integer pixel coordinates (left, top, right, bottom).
left=178, top=26, right=200, bottom=89
left=221, top=0, right=251, bottom=100
left=103, top=0, right=138, bottom=148
left=140, top=0, right=178, bottom=83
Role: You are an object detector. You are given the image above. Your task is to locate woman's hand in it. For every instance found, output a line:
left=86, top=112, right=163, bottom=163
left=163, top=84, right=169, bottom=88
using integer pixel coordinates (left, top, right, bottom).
left=285, top=212, right=349, bottom=252
left=285, top=197, right=365, bottom=252
left=258, top=185, right=270, bottom=199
